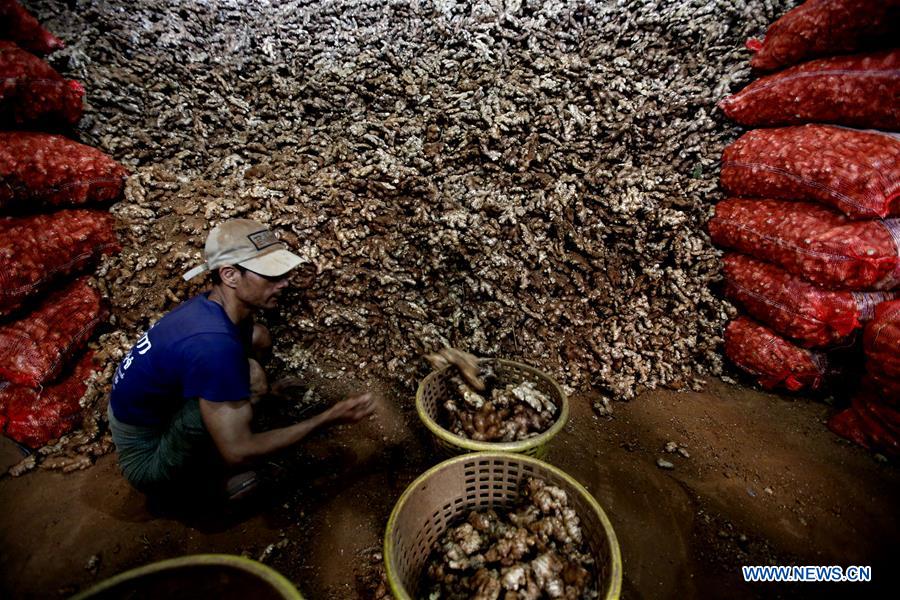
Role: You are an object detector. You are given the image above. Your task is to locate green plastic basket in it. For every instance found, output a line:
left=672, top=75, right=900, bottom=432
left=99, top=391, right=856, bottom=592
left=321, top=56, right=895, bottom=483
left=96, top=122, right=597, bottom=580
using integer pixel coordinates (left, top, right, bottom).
left=415, top=358, right=569, bottom=458
left=384, top=452, right=622, bottom=600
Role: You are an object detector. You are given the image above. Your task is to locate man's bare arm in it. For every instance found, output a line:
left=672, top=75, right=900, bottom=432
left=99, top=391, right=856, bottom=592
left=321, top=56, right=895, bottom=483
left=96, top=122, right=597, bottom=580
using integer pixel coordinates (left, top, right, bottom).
left=200, top=392, right=374, bottom=466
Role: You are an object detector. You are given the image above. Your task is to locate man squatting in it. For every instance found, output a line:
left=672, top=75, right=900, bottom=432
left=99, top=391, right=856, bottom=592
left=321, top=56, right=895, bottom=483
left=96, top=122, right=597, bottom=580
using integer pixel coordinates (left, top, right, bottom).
left=107, top=219, right=375, bottom=501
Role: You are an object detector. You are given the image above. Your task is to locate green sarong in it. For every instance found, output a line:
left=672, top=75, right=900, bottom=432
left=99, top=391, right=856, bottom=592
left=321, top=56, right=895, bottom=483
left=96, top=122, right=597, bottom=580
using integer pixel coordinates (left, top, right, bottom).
left=107, top=399, right=215, bottom=493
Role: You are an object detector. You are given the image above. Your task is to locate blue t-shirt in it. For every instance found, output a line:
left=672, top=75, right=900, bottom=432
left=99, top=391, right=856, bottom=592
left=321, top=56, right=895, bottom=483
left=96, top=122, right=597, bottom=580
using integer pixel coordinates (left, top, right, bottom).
left=109, top=294, right=252, bottom=427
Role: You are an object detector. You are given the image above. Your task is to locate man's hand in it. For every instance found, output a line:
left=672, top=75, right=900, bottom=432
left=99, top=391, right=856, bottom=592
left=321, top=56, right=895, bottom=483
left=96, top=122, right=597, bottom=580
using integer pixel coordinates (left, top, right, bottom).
left=326, top=392, right=375, bottom=424
left=201, top=393, right=373, bottom=467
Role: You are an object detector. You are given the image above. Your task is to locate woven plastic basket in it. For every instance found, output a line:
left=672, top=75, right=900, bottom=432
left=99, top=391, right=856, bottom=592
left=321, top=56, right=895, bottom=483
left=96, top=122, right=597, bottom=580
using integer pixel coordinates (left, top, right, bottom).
left=415, top=358, right=569, bottom=458
left=384, top=452, right=622, bottom=600
left=70, top=554, right=304, bottom=600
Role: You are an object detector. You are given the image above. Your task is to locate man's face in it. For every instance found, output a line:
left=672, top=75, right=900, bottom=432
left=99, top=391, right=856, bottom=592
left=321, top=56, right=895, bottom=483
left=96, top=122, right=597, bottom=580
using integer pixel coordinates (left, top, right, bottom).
left=235, top=268, right=291, bottom=310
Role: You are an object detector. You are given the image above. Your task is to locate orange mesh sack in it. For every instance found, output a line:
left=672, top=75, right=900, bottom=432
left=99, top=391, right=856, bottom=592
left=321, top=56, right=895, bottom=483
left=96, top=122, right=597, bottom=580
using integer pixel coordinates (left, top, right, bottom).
left=746, top=0, right=900, bottom=72
left=0, top=132, right=127, bottom=213
left=724, top=316, right=828, bottom=391
left=1, top=351, right=97, bottom=448
left=0, top=276, right=107, bottom=387
left=0, top=0, right=64, bottom=56
left=720, top=126, right=900, bottom=220
left=719, top=50, right=900, bottom=130
left=0, top=41, right=84, bottom=126
left=0, top=209, right=119, bottom=317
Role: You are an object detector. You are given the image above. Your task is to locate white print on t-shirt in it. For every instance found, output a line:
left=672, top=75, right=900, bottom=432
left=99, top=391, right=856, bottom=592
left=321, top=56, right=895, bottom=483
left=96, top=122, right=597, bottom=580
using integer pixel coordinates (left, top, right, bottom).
left=112, top=327, right=154, bottom=387
left=135, top=332, right=152, bottom=355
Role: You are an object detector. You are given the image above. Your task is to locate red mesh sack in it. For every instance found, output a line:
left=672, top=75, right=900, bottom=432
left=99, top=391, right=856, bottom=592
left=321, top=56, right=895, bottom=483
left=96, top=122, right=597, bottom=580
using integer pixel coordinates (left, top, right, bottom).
left=0, top=0, right=64, bottom=55
left=719, top=50, right=900, bottom=130
left=858, top=392, right=900, bottom=432
left=0, top=276, right=107, bottom=387
left=0, top=385, right=7, bottom=430
left=828, top=407, right=874, bottom=450
left=850, top=394, right=900, bottom=457
left=865, top=369, right=900, bottom=403
left=747, top=0, right=900, bottom=72
left=720, top=126, right=900, bottom=219
left=1, top=351, right=96, bottom=448
left=0, top=132, right=127, bottom=213
left=709, top=199, right=900, bottom=290
left=0, top=41, right=84, bottom=126
left=724, top=316, right=828, bottom=391
left=863, top=299, right=900, bottom=381
left=828, top=383, right=900, bottom=457
left=723, top=253, right=897, bottom=348
left=0, top=209, right=119, bottom=316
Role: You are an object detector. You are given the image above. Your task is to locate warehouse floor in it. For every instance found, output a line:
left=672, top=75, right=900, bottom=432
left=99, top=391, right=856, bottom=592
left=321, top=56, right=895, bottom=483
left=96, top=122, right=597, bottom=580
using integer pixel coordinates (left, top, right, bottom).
left=1, top=378, right=897, bottom=599
left=4, top=1, right=898, bottom=598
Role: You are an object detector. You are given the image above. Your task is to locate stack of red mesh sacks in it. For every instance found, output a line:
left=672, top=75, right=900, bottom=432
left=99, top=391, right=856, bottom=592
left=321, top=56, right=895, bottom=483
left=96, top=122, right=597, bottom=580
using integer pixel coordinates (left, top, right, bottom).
left=0, top=1, right=125, bottom=450
left=828, top=301, right=900, bottom=458
left=710, top=0, right=900, bottom=399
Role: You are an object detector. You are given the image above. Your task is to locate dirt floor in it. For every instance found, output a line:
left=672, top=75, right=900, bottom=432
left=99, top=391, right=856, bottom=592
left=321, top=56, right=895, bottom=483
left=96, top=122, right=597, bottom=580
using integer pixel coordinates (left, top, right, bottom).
left=1, top=377, right=898, bottom=599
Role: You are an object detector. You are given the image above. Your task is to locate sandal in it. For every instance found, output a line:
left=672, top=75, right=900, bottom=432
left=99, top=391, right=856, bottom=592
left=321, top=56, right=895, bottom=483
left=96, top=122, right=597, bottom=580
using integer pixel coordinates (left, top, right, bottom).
left=269, top=376, right=307, bottom=400
left=225, top=471, right=259, bottom=502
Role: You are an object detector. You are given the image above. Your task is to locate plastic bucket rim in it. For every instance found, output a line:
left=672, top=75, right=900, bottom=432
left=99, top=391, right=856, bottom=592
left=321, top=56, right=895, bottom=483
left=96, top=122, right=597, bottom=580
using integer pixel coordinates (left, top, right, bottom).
left=69, top=553, right=304, bottom=600
left=415, top=358, right=570, bottom=453
left=384, top=451, right=623, bottom=600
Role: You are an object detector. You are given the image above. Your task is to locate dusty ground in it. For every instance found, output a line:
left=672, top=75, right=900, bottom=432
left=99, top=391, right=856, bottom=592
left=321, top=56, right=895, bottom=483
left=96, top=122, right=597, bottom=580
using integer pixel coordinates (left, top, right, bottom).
left=1, top=377, right=897, bottom=599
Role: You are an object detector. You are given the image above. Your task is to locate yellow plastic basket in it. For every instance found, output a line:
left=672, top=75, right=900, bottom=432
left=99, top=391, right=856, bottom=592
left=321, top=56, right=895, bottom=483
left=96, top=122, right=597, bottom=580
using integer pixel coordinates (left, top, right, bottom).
left=415, top=358, right=569, bottom=458
left=384, top=452, right=622, bottom=600
left=70, top=554, right=304, bottom=600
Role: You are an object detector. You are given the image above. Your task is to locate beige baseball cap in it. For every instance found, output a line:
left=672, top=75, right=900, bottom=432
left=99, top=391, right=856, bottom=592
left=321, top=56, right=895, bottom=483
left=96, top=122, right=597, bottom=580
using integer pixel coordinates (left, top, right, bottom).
left=182, top=219, right=303, bottom=281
